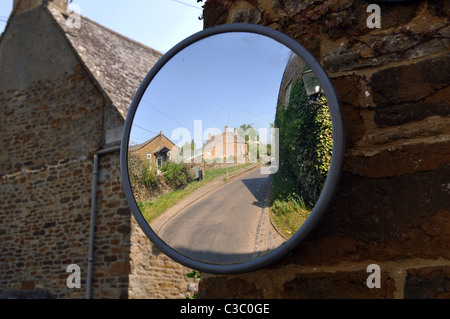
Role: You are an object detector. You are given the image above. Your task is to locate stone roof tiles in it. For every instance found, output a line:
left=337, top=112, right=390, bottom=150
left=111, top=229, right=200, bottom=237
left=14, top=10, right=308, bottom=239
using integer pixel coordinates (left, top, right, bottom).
left=48, top=6, right=163, bottom=119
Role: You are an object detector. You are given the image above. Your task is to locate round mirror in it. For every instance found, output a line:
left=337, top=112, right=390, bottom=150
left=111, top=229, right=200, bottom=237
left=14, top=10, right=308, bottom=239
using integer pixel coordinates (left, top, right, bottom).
left=121, top=24, right=344, bottom=274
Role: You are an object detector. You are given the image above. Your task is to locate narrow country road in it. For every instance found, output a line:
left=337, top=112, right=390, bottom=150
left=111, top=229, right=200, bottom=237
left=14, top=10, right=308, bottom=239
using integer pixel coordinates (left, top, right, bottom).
left=152, top=167, right=284, bottom=265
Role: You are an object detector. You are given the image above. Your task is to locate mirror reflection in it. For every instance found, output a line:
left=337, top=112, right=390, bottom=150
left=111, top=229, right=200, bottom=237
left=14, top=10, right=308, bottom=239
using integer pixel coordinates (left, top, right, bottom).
left=127, top=32, right=332, bottom=265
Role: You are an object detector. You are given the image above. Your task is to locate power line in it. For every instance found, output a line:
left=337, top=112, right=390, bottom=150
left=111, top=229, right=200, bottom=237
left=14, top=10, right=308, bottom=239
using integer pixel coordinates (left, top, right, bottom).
left=141, top=100, right=186, bottom=128
left=170, top=0, right=203, bottom=10
left=132, top=124, right=159, bottom=136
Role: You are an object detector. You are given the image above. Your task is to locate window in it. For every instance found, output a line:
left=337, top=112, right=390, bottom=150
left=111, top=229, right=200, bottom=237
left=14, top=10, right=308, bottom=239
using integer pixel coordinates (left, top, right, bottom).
left=157, top=156, right=163, bottom=169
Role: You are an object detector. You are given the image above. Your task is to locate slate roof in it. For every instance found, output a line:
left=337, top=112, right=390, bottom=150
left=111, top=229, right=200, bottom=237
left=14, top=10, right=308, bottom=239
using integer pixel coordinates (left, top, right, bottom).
left=47, top=6, right=163, bottom=119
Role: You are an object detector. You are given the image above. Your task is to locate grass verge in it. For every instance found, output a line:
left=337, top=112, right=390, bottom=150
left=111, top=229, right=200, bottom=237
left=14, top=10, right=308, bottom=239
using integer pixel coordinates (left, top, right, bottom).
left=269, top=193, right=312, bottom=239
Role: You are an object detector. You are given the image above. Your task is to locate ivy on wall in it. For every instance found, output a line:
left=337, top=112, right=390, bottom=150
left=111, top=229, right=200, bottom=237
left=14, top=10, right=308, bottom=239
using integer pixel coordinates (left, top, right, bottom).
left=273, top=78, right=332, bottom=207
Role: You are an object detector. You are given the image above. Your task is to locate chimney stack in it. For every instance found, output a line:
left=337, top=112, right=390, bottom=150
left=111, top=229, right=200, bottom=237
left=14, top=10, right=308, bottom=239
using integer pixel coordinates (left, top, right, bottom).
left=13, top=0, right=68, bottom=14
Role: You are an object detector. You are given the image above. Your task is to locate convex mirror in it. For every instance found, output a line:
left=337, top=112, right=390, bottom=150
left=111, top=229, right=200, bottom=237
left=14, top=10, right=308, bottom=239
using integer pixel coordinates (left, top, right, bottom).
left=121, top=23, right=345, bottom=274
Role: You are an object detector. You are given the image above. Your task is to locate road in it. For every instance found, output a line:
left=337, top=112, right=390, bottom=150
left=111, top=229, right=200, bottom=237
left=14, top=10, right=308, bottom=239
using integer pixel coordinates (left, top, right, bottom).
left=151, top=166, right=285, bottom=265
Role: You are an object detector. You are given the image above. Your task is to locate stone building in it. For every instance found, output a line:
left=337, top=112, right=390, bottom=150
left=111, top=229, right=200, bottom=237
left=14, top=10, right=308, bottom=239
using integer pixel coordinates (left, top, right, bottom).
left=130, top=132, right=180, bottom=171
left=0, top=0, right=198, bottom=299
left=199, top=0, right=450, bottom=299
left=203, top=126, right=248, bottom=163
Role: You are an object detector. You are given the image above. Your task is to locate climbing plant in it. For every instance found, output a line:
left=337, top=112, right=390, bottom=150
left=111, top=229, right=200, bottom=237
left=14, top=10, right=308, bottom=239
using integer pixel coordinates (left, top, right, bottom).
left=273, top=78, right=332, bottom=207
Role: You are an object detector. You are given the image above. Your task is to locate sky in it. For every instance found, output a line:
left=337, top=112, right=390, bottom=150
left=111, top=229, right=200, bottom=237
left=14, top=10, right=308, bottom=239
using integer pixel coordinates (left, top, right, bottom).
left=130, top=32, right=293, bottom=149
left=0, top=0, right=204, bottom=53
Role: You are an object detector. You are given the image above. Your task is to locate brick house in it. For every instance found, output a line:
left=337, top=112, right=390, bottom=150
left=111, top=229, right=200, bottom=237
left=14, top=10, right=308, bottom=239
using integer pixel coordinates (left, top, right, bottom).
left=0, top=0, right=198, bottom=299
left=130, top=132, right=180, bottom=172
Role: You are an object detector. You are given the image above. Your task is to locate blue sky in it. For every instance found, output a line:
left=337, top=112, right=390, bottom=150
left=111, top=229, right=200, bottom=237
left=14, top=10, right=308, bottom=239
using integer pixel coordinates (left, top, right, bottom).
left=130, top=32, right=292, bottom=148
left=0, top=1, right=12, bottom=33
left=0, top=0, right=204, bottom=53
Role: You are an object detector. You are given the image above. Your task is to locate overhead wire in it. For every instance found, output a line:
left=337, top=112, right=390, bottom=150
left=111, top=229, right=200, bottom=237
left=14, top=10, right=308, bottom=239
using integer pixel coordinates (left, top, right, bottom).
left=141, top=99, right=187, bottom=128
left=132, top=124, right=159, bottom=136
left=170, top=0, right=203, bottom=11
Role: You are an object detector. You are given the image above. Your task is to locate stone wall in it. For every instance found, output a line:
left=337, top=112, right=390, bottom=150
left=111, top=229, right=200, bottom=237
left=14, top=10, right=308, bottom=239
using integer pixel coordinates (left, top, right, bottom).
left=0, top=4, right=198, bottom=299
left=0, top=57, right=106, bottom=298
left=199, top=0, right=450, bottom=299
left=129, top=217, right=200, bottom=299
left=95, top=152, right=200, bottom=299
left=0, top=158, right=94, bottom=299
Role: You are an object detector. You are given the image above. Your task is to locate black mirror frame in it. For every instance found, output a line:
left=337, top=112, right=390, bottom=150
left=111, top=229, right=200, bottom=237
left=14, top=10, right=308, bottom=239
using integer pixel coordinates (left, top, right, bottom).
left=120, top=23, right=345, bottom=275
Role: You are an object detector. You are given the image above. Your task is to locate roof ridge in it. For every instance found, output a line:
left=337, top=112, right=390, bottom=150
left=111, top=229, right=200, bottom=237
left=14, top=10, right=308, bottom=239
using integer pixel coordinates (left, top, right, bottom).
left=130, top=131, right=177, bottom=151
left=73, top=11, right=164, bottom=56
left=130, top=134, right=158, bottom=151
left=159, top=131, right=176, bottom=146
left=45, top=5, right=163, bottom=120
